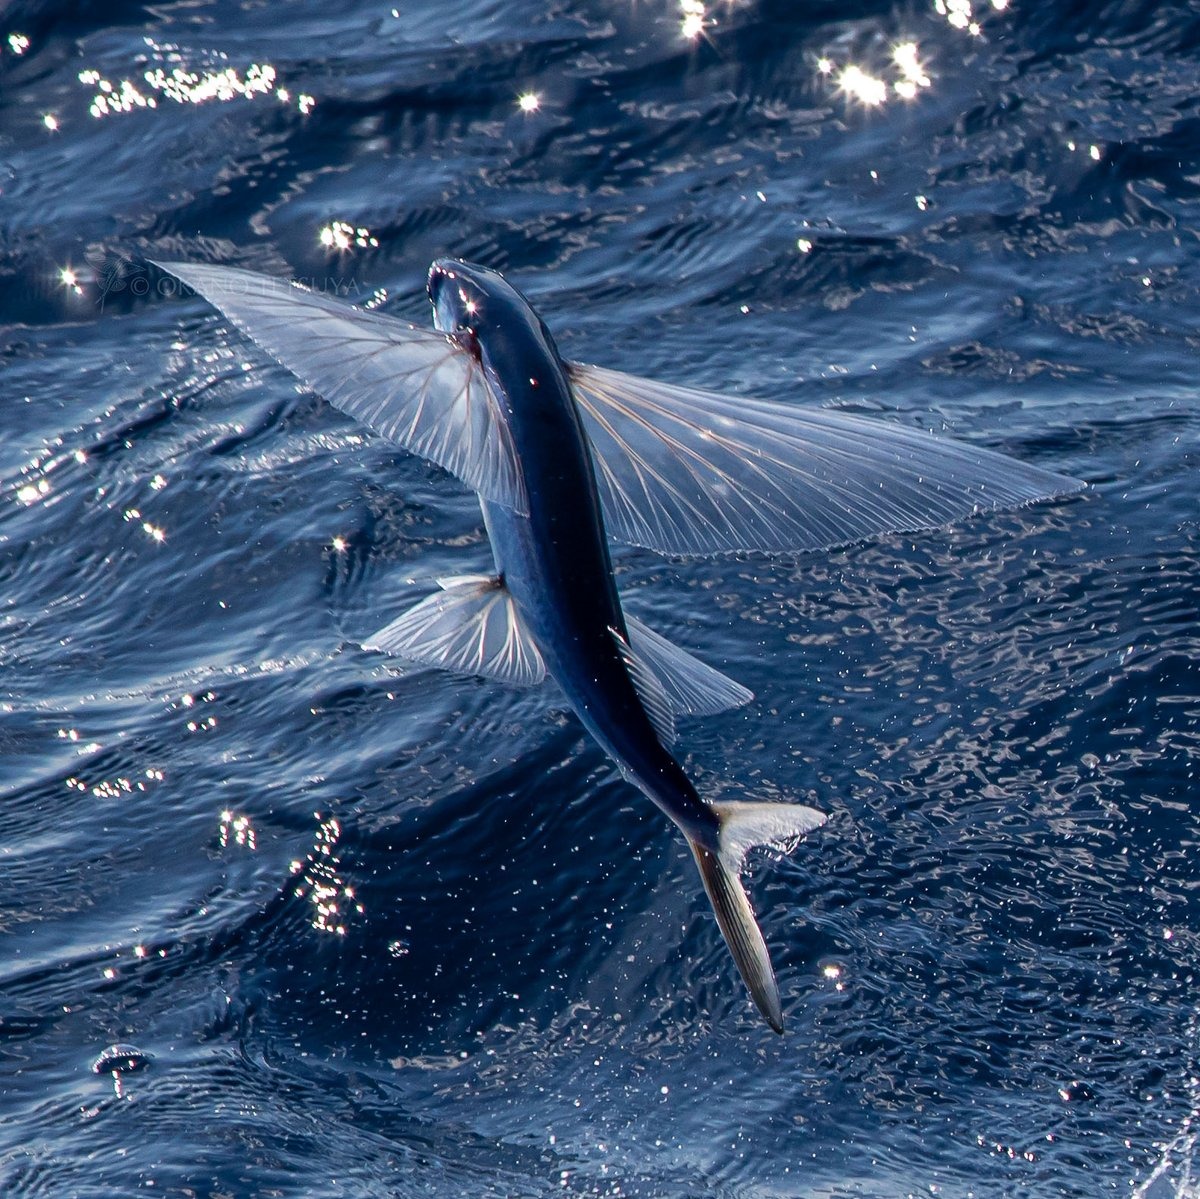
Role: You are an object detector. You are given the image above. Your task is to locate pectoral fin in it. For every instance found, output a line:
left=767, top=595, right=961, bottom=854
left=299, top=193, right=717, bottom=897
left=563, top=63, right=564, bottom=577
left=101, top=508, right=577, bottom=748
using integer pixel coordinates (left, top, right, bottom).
left=365, top=575, right=545, bottom=686
left=153, top=261, right=527, bottom=515
left=568, top=360, right=1083, bottom=557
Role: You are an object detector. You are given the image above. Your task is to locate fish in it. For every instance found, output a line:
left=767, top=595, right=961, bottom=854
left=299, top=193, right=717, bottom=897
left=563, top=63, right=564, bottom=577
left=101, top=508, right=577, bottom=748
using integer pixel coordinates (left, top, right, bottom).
left=153, top=257, right=1083, bottom=1032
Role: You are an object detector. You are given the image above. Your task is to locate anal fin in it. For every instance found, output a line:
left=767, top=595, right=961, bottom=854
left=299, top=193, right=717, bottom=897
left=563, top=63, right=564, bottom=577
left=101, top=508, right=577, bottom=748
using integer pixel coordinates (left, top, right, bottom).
left=364, top=575, right=546, bottom=686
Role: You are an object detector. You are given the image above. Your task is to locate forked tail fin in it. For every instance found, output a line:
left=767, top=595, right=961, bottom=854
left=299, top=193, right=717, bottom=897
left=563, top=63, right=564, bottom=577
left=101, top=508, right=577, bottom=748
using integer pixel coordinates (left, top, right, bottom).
left=689, top=800, right=826, bottom=1034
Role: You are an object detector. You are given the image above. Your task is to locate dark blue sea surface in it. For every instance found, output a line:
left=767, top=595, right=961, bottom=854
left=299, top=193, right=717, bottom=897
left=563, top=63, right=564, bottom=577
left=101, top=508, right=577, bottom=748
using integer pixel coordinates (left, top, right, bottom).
left=1, top=1, right=1197, bottom=1195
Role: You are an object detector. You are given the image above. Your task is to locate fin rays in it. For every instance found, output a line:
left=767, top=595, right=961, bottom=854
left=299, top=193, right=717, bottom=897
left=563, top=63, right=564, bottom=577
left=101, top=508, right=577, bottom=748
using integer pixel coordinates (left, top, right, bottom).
left=610, top=625, right=677, bottom=746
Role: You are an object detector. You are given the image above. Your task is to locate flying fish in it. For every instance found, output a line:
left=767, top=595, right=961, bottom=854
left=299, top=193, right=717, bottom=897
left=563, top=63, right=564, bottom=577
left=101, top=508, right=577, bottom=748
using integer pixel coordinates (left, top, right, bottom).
left=156, top=258, right=1082, bottom=1032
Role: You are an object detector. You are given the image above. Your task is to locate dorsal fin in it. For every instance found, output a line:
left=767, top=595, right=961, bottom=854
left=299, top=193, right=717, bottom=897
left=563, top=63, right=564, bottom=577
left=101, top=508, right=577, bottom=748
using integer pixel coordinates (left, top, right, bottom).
left=609, top=625, right=676, bottom=746
left=623, top=613, right=753, bottom=715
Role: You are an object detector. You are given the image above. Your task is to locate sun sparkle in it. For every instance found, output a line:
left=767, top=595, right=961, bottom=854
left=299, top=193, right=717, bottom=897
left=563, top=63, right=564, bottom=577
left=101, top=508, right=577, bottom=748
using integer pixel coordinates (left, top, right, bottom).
left=319, top=220, right=377, bottom=252
left=837, top=64, right=887, bottom=107
left=892, top=41, right=931, bottom=92
left=680, top=0, right=707, bottom=39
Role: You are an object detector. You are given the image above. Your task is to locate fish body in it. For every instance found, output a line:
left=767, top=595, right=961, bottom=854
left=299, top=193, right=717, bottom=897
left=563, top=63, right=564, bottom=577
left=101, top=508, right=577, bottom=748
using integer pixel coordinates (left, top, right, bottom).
left=153, top=255, right=1084, bottom=1032
left=430, top=260, right=716, bottom=844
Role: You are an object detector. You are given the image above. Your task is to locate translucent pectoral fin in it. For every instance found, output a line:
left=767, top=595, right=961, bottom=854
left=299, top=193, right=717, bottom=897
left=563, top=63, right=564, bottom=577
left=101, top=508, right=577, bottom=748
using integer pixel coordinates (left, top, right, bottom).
left=568, top=361, right=1084, bottom=557
left=364, top=575, right=545, bottom=686
left=154, top=261, right=527, bottom=515
left=623, top=613, right=753, bottom=715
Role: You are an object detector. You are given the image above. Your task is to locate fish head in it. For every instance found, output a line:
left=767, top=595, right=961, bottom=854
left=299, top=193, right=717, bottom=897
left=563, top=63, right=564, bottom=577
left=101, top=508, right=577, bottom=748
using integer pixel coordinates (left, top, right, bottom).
left=428, top=258, right=571, bottom=421
left=428, top=259, right=504, bottom=343
left=428, top=258, right=557, bottom=354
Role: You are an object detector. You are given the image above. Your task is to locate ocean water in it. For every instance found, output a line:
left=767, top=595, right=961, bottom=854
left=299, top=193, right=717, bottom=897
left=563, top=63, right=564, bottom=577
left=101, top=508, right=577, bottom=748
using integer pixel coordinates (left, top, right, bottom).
left=1, top=1, right=1197, bottom=1195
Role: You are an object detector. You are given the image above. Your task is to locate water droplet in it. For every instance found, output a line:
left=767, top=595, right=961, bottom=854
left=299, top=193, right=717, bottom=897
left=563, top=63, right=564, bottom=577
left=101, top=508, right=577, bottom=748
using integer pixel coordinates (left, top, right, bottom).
left=92, top=1043, right=151, bottom=1075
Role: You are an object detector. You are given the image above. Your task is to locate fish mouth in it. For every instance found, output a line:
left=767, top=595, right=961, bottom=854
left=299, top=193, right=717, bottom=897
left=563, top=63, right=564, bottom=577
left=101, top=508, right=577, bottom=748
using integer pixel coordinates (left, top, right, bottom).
left=426, top=257, right=458, bottom=296
left=427, top=259, right=459, bottom=333
left=428, top=257, right=487, bottom=339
